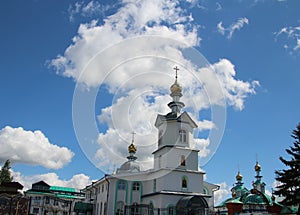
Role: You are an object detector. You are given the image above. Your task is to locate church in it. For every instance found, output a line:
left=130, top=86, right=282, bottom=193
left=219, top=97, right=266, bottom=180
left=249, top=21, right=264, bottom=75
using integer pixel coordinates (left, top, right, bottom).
left=79, top=67, right=219, bottom=215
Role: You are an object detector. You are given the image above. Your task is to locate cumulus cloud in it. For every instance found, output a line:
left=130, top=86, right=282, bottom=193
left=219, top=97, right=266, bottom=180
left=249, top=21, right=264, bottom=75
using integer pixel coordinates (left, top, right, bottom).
left=0, top=126, right=74, bottom=169
left=214, top=182, right=230, bottom=205
left=12, top=170, right=91, bottom=191
left=217, top=17, right=249, bottom=39
left=275, top=25, right=300, bottom=54
left=50, top=0, right=258, bottom=172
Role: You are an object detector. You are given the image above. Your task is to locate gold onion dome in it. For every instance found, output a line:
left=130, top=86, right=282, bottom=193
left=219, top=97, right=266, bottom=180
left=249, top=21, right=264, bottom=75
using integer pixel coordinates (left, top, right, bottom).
left=128, top=143, right=137, bottom=154
left=236, top=171, right=243, bottom=181
left=170, top=80, right=182, bottom=94
left=255, top=162, right=261, bottom=171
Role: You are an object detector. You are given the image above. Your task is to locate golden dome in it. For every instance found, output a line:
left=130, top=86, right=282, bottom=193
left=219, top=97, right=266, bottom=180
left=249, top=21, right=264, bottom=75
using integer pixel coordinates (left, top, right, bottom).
left=236, top=171, right=243, bottom=181
left=128, top=143, right=137, bottom=154
left=255, top=162, right=261, bottom=171
left=170, top=80, right=182, bottom=94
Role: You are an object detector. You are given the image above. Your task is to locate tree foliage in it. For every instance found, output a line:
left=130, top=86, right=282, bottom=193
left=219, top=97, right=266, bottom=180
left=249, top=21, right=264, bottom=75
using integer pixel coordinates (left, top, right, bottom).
left=274, top=123, right=300, bottom=206
left=0, top=159, right=13, bottom=184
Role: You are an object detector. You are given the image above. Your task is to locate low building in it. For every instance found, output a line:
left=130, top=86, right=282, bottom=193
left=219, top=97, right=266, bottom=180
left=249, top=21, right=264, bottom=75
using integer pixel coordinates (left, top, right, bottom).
left=216, top=162, right=298, bottom=215
left=0, top=181, right=28, bottom=215
left=25, top=180, right=85, bottom=215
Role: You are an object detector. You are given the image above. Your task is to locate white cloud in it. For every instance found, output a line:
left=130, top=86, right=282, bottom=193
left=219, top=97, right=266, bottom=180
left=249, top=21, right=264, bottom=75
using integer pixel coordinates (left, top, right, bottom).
left=12, top=170, right=91, bottom=191
left=275, top=25, right=300, bottom=54
left=68, top=1, right=105, bottom=22
left=217, top=17, right=249, bottom=39
left=0, top=126, right=74, bottom=169
left=216, top=2, right=222, bottom=11
left=50, top=1, right=258, bottom=172
left=214, top=182, right=230, bottom=205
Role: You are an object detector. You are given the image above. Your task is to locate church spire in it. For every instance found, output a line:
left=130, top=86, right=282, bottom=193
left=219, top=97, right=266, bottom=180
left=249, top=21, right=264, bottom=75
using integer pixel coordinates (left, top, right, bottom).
left=127, top=132, right=137, bottom=161
left=168, top=66, right=185, bottom=115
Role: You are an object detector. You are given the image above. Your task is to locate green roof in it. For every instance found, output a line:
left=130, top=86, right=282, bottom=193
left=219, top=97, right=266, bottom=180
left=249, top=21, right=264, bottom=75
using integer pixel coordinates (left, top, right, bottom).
left=50, top=186, right=75, bottom=192
left=244, top=193, right=272, bottom=205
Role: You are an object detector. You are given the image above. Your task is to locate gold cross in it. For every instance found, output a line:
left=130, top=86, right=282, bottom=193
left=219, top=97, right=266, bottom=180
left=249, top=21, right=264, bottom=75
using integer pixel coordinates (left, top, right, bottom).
left=131, top=131, right=136, bottom=143
left=173, top=66, right=179, bottom=79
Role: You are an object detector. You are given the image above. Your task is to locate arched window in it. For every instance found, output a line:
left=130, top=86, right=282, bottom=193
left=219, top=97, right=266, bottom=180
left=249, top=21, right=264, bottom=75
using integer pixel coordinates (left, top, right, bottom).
left=182, top=176, right=188, bottom=189
left=168, top=206, right=175, bottom=215
left=130, top=202, right=139, bottom=215
left=116, top=201, right=124, bottom=215
left=118, top=180, right=126, bottom=190
left=149, top=202, right=154, bottom=215
left=132, top=182, right=140, bottom=191
left=179, top=130, right=187, bottom=143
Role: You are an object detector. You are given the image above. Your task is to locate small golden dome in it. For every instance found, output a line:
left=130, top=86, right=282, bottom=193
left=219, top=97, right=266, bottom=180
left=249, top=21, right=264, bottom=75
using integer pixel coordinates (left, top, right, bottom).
left=236, top=171, right=243, bottom=181
left=232, top=191, right=236, bottom=198
left=128, top=143, right=136, bottom=154
left=255, top=162, right=261, bottom=171
left=170, top=80, right=182, bottom=94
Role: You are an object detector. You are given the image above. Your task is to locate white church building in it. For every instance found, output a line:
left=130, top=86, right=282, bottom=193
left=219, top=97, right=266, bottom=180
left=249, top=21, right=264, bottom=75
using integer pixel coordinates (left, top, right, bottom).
left=80, top=67, right=219, bottom=215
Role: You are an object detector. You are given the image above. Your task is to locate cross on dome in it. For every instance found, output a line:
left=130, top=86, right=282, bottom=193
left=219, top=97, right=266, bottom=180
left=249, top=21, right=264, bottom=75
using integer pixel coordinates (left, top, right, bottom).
left=173, top=66, right=179, bottom=80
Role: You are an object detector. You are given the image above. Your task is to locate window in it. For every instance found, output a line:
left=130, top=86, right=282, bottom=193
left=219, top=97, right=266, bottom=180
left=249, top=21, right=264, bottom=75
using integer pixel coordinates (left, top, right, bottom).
left=100, top=202, right=103, bottom=215
left=149, top=202, right=154, bottom=215
left=132, top=182, right=140, bottom=191
left=118, top=181, right=126, bottom=190
left=45, top=196, right=50, bottom=204
left=116, top=201, right=124, bottom=215
left=153, top=179, right=156, bottom=192
left=33, top=208, right=39, bottom=214
left=179, top=130, right=187, bottom=143
left=168, top=206, right=175, bottom=215
left=130, top=203, right=139, bottom=215
left=102, top=184, right=104, bottom=192
left=180, top=155, right=186, bottom=166
left=182, top=176, right=187, bottom=189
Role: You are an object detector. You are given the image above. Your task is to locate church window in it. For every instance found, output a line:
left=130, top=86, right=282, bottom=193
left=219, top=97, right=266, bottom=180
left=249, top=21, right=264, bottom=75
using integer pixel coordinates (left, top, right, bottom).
left=132, top=182, right=140, bottom=191
left=116, top=201, right=124, bottom=215
left=149, top=202, right=154, bottom=215
left=130, top=202, right=139, bottom=215
left=118, top=181, right=126, bottom=190
left=104, top=202, right=107, bottom=215
left=168, top=206, right=175, bottom=215
left=181, top=155, right=186, bottom=166
left=182, top=176, right=188, bottom=189
left=153, top=179, right=156, bottom=192
left=100, top=202, right=102, bottom=215
left=179, top=130, right=187, bottom=143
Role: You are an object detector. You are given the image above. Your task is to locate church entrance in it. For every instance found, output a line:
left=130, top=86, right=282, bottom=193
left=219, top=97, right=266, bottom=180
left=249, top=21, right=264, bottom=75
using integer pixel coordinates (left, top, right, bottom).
left=176, top=196, right=208, bottom=215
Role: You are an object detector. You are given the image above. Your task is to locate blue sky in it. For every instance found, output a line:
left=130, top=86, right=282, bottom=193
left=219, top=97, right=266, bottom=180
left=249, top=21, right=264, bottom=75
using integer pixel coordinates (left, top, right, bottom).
left=1, top=0, right=300, bottom=203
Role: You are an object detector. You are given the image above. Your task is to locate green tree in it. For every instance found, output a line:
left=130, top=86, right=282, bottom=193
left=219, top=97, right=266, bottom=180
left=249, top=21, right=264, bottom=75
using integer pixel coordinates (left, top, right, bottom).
left=0, top=159, right=13, bottom=184
left=274, top=123, right=300, bottom=206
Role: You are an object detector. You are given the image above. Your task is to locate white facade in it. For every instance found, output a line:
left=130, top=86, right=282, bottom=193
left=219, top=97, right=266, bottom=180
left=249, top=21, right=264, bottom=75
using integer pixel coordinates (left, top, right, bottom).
left=84, top=70, right=219, bottom=215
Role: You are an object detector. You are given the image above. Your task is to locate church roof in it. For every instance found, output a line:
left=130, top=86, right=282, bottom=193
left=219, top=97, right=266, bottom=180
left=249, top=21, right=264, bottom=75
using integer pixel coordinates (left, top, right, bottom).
left=116, top=160, right=141, bottom=174
left=244, top=192, right=272, bottom=205
left=155, top=111, right=197, bottom=128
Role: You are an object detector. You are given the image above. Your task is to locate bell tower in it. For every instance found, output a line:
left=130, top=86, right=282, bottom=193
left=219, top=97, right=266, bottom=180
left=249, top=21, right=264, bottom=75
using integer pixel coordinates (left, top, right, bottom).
left=153, top=67, right=199, bottom=171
